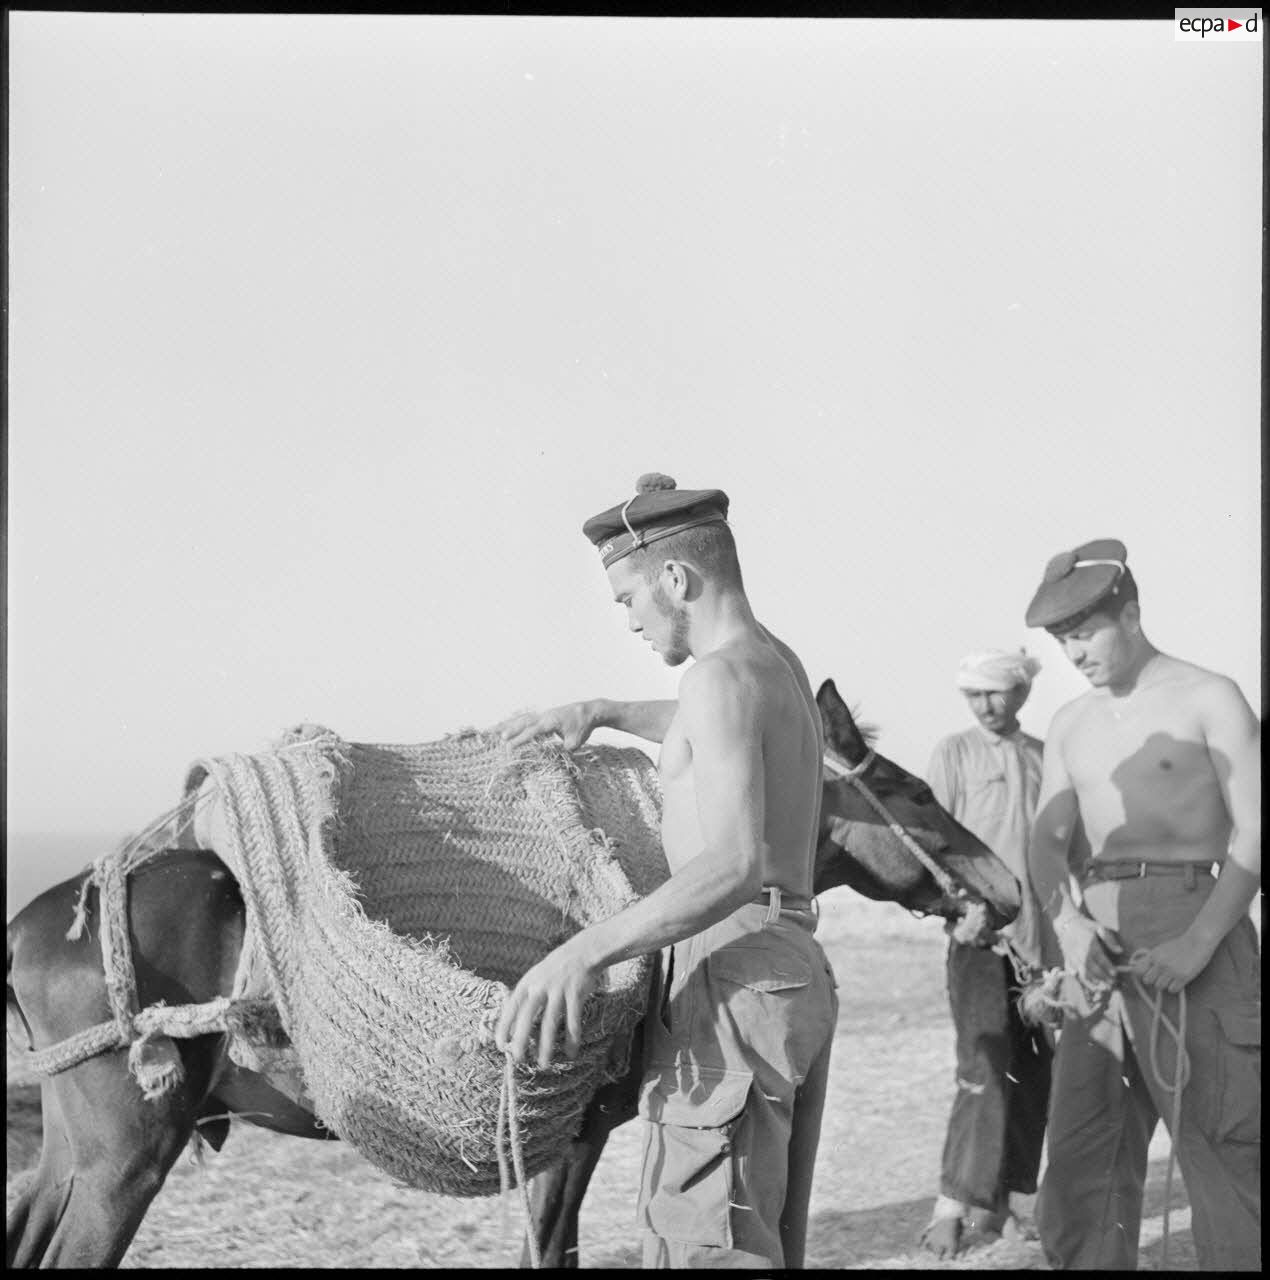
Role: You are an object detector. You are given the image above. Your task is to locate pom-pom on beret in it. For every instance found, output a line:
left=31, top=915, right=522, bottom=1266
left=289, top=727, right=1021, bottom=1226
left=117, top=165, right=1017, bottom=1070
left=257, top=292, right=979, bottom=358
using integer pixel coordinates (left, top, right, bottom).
left=1025, top=538, right=1129, bottom=630
left=582, top=474, right=730, bottom=569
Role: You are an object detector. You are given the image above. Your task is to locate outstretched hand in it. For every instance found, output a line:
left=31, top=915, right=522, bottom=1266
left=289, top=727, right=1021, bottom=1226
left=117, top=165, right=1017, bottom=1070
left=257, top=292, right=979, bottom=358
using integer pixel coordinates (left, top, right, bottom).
left=495, top=702, right=596, bottom=751
left=495, top=943, right=602, bottom=1068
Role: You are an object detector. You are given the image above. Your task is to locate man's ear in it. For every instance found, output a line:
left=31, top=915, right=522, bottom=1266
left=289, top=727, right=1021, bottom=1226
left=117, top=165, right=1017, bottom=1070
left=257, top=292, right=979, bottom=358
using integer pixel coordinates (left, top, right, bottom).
left=662, top=559, right=692, bottom=601
left=1120, top=600, right=1142, bottom=633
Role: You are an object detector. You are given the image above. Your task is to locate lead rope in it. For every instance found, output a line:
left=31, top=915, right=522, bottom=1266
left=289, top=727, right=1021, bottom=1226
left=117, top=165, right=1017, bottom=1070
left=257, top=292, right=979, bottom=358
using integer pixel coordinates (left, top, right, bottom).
left=1124, top=957, right=1188, bottom=1272
left=1024, top=950, right=1188, bottom=1271
left=496, top=1052, right=541, bottom=1269
left=822, top=752, right=963, bottom=901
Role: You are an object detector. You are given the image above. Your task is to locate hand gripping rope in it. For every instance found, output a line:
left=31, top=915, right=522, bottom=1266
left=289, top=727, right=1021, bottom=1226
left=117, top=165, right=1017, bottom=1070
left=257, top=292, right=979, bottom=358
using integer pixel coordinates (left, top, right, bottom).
left=1025, top=950, right=1190, bottom=1271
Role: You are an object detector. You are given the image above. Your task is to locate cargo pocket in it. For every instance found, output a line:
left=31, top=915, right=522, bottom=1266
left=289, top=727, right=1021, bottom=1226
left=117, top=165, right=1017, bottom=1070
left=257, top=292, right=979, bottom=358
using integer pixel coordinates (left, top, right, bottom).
left=1212, top=1006, right=1261, bottom=1144
left=637, top=1065, right=753, bottom=1248
left=710, top=945, right=824, bottom=1077
left=708, top=944, right=812, bottom=994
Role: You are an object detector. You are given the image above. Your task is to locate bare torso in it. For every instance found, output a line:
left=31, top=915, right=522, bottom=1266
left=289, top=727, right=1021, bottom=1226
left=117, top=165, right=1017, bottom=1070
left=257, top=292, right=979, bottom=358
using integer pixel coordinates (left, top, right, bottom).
left=657, top=627, right=822, bottom=896
left=1059, top=654, right=1235, bottom=864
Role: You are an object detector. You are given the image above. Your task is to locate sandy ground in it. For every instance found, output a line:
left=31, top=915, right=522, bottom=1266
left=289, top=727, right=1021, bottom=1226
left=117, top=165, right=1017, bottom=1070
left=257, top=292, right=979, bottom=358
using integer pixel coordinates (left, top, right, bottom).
left=8, top=889, right=1198, bottom=1269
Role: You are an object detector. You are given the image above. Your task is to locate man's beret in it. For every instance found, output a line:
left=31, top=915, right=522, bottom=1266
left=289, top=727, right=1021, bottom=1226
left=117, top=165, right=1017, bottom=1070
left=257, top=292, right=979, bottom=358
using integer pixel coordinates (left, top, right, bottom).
left=582, top=473, right=730, bottom=569
left=1024, top=538, right=1130, bottom=630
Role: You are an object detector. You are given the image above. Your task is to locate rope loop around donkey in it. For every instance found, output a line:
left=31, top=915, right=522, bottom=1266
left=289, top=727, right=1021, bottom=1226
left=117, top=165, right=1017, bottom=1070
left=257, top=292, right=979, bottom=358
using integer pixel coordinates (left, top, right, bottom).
left=20, top=996, right=283, bottom=1089
left=822, top=753, right=963, bottom=902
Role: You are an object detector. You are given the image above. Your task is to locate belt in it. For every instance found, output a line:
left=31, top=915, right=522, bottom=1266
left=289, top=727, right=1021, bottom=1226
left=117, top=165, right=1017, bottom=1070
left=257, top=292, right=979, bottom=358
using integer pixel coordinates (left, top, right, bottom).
left=750, top=886, right=814, bottom=912
left=1082, top=859, right=1215, bottom=886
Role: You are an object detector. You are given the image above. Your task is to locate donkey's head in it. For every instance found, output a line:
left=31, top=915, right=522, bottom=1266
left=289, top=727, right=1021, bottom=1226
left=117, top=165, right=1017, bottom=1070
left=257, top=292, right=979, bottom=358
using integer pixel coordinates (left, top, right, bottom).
left=814, top=678, right=1021, bottom=932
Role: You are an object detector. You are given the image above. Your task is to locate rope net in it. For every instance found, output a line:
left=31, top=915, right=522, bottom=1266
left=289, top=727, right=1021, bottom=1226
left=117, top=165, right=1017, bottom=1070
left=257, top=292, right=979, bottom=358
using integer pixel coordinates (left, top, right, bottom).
left=42, top=726, right=669, bottom=1198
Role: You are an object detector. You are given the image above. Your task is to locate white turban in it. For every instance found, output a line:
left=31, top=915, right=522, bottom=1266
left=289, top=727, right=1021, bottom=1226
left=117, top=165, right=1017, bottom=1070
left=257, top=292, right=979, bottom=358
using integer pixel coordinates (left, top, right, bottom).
left=956, top=648, right=1042, bottom=693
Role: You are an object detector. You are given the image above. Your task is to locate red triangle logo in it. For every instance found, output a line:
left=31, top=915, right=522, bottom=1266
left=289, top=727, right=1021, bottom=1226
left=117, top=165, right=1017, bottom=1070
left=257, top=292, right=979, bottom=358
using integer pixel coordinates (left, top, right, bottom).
left=1228, top=19, right=1242, bottom=30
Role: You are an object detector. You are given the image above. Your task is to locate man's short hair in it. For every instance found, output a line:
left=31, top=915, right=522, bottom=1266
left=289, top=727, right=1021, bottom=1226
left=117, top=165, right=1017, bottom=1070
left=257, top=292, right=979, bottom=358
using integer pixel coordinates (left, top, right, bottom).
left=627, top=520, right=744, bottom=589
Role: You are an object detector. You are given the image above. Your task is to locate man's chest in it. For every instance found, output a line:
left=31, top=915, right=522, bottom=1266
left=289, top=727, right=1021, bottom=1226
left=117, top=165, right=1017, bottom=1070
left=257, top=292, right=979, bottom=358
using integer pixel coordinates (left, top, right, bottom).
left=1065, top=704, right=1216, bottom=801
left=657, top=720, right=692, bottom=784
left=955, top=741, right=1040, bottom=809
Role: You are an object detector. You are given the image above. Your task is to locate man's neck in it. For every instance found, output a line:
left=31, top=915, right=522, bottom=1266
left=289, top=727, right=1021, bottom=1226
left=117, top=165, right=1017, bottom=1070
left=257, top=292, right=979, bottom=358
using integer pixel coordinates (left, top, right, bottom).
left=1107, top=639, right=1160, bottom=696
left=686, top=588, right=758, bottom=660
left=976, top=718, right=1020, bottom=742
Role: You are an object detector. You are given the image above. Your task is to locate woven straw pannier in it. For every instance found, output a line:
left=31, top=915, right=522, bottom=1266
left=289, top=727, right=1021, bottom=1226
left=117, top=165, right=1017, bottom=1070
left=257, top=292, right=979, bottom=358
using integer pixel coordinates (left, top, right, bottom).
left=184, top=725, right=668, bottom=1196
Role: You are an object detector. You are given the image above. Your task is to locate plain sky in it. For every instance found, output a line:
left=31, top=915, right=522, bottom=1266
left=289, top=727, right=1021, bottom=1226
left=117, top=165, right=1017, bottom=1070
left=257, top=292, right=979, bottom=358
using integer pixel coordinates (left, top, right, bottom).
left=6, top=14, right=1263, bottom=911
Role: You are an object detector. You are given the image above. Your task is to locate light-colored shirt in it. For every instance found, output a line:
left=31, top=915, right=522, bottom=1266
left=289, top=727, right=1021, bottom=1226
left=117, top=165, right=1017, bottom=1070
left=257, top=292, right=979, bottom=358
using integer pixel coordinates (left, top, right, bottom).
left=927, top=724, right=1053, bottom=971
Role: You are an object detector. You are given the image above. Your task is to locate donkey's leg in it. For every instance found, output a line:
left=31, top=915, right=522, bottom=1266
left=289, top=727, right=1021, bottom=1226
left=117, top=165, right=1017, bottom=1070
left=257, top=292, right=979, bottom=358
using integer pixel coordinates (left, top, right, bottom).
left=6, top=1080, right=75, bottom=1268
left=523, top=1128, right=613, bottom=1269
left=24, top=1042, right=220, bottom=1269
left=522, top=1049, right=645, bottom=1269
left=522, top=973, right=658, bottom=1268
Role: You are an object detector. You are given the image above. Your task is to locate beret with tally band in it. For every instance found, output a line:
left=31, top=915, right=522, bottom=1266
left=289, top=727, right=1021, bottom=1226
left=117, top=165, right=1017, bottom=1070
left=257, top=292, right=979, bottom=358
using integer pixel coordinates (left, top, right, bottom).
left=1024, top=537, right=1130, bottom=631
left=582, top=473, right=730, bottom=569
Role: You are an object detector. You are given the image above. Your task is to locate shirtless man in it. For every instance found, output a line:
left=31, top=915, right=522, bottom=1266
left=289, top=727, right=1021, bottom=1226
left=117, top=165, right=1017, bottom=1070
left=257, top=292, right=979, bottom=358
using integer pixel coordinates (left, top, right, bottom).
left=494, top=473, right=838, bottom=1270
left=1024, top=538, right=1261, bottom=1271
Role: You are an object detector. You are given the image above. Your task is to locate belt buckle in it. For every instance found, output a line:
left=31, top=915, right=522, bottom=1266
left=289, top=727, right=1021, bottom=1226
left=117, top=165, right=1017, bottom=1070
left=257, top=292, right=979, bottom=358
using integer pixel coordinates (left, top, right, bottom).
left=1137, top=861, right=1147, bottom=878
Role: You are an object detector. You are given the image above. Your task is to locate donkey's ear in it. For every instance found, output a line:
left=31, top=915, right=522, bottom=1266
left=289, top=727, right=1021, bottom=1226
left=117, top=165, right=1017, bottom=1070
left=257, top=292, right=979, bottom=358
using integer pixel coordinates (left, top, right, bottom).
left=816, top=678, right=867, bottom=757
left=816, top=677, right=847, bottom=719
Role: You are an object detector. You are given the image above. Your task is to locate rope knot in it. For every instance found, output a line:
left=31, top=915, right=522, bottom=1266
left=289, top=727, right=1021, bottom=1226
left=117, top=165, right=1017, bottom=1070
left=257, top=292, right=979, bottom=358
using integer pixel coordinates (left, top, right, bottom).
left=128, top=1029, right=186, bottom=1100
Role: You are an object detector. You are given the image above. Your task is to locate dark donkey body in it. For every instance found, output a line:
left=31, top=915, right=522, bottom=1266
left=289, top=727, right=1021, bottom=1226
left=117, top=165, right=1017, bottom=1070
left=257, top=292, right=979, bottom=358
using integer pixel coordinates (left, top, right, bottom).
left=6, top=680, right=1020, bottom=1269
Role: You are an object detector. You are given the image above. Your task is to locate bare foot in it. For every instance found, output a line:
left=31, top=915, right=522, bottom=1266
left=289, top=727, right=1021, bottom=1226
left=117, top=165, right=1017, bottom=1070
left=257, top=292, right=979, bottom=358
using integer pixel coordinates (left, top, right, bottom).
left=919, top=1215, right=963, bottom=1258
left=960, top=1208, right=1005, bottom=1251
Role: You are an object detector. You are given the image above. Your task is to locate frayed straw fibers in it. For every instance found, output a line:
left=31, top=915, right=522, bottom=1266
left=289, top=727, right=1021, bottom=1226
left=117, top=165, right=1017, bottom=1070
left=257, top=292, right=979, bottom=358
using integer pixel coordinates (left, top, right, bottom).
left=183, top=725, right=667, bottom=1196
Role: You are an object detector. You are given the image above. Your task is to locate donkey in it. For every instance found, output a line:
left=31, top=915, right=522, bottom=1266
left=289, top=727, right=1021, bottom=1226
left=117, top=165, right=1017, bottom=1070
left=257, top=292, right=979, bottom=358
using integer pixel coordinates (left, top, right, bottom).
left=6, top=679, right=1020, bottom=1269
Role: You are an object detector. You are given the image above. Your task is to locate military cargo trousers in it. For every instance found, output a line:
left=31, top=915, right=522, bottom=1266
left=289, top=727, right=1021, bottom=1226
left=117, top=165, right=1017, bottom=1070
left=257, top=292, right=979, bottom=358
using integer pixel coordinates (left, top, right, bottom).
left=939, top=941, right=1053, bottom=1212
left=1036, top=874, right=1261, bottom=1271
left=635, top=901, right=839, bottom=1269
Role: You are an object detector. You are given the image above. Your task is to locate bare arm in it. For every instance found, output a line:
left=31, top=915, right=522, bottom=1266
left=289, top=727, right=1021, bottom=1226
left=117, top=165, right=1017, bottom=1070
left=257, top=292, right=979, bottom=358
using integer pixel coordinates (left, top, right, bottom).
left=497, top=698, right=678, bottom=749
left=1135, top=678, right=1261, bottom=992
left=495, top=659, right=765, bottom=1065
left=1029, top=706, right=1123, bottom=983
left=593, top=699, right=679, bottom=745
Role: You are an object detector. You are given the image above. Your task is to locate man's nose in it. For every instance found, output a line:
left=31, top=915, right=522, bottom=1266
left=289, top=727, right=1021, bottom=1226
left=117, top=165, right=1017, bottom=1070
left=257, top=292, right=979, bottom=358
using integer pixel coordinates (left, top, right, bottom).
left=628, top=614, right=642, bottom=633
